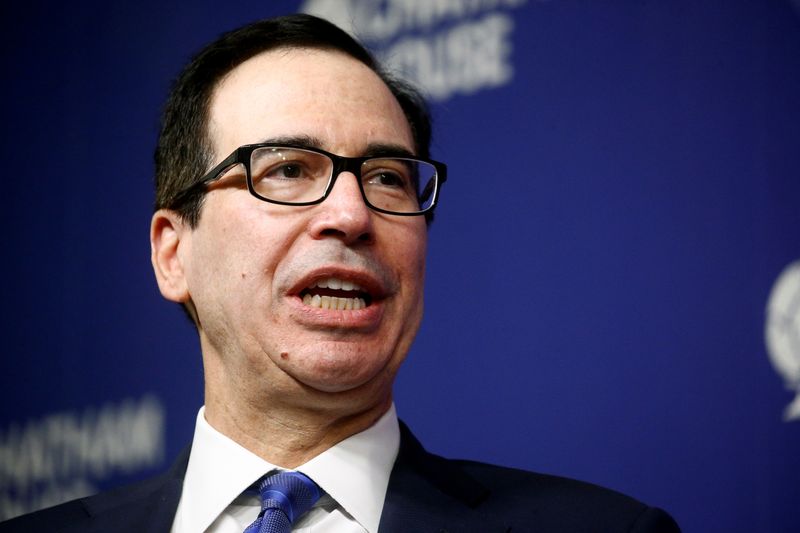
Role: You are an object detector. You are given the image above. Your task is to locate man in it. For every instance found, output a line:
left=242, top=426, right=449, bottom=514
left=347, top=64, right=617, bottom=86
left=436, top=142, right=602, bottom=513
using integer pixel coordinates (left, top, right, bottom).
left=0, top=14, right=679, bottom=533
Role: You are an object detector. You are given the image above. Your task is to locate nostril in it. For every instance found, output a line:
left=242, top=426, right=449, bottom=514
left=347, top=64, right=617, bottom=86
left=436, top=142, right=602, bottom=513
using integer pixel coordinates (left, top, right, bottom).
left=320, top=228, right=346, bottom=238
left=318, top=227, right=373, bottom=244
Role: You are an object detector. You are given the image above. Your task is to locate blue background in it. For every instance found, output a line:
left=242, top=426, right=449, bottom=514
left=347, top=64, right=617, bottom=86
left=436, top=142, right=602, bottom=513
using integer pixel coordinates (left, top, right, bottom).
left=1, top=1, right=798, bottom=531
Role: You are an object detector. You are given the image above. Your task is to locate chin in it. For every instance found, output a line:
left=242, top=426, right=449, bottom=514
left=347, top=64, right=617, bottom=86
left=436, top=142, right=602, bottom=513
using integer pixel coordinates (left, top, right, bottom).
left=284, top=347, right=398, bottom=395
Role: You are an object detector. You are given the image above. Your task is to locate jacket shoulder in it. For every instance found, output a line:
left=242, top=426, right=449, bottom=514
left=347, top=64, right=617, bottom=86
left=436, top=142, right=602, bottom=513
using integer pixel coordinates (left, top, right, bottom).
left=0, top=447, right=188, bottom=533
left=452, top=458, right=680, bottom=532
left=394, top=422, right=679, bottom=532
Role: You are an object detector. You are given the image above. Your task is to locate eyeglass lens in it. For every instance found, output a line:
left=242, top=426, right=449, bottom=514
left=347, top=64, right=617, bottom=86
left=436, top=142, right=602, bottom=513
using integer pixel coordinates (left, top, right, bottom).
left=249, top=147, right=437, bottom=213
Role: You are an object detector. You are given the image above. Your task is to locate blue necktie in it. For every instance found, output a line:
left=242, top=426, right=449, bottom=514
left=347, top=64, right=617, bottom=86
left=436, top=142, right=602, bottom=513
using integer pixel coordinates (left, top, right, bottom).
left=243, top=471, right=321, bottom=533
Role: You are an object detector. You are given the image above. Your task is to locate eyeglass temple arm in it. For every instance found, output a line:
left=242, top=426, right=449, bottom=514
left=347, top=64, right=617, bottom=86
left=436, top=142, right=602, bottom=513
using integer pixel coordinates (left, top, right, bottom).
left=168, top=151, right=242, bottom=208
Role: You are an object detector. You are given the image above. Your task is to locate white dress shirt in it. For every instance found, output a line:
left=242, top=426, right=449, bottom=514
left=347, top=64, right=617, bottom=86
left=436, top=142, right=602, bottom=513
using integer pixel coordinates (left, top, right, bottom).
left=170, top=404, right=400, bottom=533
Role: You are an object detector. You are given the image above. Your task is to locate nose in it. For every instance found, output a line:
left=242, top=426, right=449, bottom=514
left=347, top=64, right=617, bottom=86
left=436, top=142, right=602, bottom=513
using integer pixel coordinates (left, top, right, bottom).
left=308, top=171, right=374, bottom=244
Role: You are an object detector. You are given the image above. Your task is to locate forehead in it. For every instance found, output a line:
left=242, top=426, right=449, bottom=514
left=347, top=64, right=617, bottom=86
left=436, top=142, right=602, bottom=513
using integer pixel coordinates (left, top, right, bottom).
left=207, top=48, right=415, bottom=157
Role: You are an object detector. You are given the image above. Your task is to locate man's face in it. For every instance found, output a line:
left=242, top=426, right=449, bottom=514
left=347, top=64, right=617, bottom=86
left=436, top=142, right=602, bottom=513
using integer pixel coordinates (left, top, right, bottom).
left=173, top=49, right=426, bottom=404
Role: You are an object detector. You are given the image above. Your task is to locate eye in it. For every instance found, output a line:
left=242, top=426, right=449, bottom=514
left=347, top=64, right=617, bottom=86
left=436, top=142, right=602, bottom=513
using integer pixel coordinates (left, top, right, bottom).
left=256, top=161, right=311, bottom=181
left=366, top=170, right=408, bottom=189
left=250, top=146, right=329, bottom=183
left=362, top=158, right=415, bottom=192
left=272, top=163, right=303, bottom=179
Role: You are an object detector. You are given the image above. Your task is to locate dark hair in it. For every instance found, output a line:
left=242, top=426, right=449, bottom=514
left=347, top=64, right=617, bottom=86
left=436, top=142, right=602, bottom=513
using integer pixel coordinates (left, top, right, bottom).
left=154, top=13, right=432, bottom=226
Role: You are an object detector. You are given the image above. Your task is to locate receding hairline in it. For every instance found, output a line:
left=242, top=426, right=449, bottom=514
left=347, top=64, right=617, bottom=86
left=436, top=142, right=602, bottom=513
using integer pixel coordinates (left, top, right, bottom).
left=209, top=44, right=392, bottom=108
left=203, top=45, right=417, bottom=163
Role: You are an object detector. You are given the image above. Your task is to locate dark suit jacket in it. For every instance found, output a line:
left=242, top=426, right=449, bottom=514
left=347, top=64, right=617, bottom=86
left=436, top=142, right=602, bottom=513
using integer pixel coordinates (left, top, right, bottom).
left=0, top=422, right=680, bottom=532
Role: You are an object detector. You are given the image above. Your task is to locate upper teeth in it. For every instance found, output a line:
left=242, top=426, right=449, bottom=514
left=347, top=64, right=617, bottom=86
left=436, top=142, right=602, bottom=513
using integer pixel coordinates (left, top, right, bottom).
left=303, top=294, right=366, bottom=310
left=310, top=277, right=363, bottom=292
left=303, top=277, right=368, bottom=310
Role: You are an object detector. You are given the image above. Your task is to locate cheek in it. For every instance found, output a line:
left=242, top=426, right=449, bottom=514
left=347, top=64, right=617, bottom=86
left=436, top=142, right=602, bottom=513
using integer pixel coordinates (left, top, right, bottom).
left=187, top=204, right=272, bottom=312
left=204, top=198, right=301, bottom=276
left=406, top=222, right=428, bottom=274
left=392, top=221, right=427, bottom=303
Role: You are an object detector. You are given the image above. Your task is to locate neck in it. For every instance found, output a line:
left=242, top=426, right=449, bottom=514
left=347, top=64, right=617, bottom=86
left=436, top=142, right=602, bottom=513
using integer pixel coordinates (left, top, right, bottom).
left=204, top=385, right=393, bottom=468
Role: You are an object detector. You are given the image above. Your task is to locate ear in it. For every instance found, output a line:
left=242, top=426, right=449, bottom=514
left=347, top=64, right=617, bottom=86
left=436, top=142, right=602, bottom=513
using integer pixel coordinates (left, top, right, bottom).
left=150, top=209, right=191, bottom=303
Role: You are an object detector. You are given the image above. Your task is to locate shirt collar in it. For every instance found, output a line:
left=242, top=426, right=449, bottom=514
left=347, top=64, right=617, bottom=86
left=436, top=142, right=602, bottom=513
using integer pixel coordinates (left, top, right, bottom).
left=176, top=404, right=400, bottom=533
left=301, top=403, right=399, bottom=532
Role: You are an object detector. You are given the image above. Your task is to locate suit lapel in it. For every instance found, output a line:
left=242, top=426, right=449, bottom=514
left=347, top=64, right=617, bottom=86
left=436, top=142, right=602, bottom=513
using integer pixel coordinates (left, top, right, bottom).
left=379, top=422, right=509, bottom=533
left=78, top=446, right=189, bottom=532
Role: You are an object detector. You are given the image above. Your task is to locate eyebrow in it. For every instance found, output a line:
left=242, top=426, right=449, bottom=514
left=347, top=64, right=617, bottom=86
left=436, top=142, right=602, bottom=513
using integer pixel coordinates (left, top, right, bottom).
left=256, top=135, right=417, bottom=159
left=362, top=142, right=416, bottom=159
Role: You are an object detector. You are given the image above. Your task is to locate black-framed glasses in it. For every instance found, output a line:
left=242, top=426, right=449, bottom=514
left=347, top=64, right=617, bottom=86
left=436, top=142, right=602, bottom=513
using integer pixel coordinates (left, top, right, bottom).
left=171, top=143, right=447, bottom=216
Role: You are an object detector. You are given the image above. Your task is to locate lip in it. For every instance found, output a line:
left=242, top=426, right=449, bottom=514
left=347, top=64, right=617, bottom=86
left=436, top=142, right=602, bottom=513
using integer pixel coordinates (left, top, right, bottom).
left=285, top=266, right=391, bottom=330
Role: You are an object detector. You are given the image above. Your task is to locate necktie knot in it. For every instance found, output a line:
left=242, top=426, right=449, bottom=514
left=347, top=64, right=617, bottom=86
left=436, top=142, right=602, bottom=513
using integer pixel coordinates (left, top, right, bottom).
left=244, top=471, right=321, bottom=533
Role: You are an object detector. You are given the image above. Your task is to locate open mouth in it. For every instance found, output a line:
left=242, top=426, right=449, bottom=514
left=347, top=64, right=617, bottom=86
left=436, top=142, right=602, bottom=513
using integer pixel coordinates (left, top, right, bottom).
left=299, top=277, right=373, bottom=310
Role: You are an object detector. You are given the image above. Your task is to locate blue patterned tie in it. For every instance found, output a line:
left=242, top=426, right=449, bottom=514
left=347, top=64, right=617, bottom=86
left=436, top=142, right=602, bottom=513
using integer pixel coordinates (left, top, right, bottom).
left=243, top=470, right=321, bottom=533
